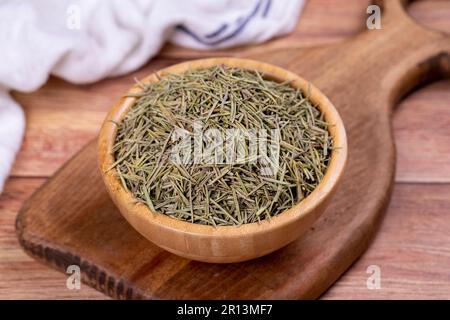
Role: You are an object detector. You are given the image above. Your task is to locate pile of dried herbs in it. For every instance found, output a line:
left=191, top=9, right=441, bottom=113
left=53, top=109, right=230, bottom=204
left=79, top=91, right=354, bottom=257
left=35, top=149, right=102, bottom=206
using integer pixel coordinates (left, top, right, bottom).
left=111, top=66, right=332, bottom=226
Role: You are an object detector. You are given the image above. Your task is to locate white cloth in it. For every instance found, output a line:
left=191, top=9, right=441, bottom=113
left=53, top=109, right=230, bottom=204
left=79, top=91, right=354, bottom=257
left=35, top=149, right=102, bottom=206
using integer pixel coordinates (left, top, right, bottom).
left=0, top=0, right=304, bottom=192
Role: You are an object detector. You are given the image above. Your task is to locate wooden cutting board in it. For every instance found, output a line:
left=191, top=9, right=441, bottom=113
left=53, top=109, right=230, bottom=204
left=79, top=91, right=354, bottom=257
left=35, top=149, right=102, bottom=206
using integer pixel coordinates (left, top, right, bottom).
left=16, top=0, right=450, bottom=299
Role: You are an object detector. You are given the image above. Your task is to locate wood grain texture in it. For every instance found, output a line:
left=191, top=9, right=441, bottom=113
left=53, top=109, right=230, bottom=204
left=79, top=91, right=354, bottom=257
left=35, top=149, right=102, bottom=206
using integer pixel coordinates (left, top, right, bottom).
left=393, top=81, right=450, bottom=183
left=324, top=183, right=450, bottom=299
left=1, top=0, right=449, bottom=299
left=0, top=178, right=105, bottom=299
left=13, top=0, right=450, bottom=299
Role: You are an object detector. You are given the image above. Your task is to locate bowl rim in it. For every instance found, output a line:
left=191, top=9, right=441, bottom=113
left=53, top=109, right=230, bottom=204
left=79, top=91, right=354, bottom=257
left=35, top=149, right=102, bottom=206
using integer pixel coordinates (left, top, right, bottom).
left=98, top=57, right=347, bottom=238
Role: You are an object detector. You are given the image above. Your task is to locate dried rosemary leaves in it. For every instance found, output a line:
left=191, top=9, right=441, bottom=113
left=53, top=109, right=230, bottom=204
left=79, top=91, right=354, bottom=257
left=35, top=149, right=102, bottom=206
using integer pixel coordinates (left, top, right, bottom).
left=111, top=65, right=332, bottom=226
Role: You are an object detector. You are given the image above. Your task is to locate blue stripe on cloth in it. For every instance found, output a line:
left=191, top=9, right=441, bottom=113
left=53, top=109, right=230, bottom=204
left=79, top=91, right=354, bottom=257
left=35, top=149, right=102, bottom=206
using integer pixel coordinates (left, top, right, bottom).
left=262, top=0, right=272, bottom=17
left=176, top=0, right=265, bottom=46
left=205, top=23, right=228, bottom=39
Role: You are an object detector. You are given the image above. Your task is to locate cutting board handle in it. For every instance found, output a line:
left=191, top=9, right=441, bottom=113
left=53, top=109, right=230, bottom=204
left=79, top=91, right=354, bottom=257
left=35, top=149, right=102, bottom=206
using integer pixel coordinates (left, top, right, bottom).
left=15, top=0, right=450, bottom=300
left=266, top=0, right=450, bottom=110
left=372, top=0, right=450, bottom=105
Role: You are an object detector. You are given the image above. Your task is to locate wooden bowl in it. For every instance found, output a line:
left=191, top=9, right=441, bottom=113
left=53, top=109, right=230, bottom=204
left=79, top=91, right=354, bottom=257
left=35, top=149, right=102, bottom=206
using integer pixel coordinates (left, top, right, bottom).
left=98, top=58, right=347, bottom=263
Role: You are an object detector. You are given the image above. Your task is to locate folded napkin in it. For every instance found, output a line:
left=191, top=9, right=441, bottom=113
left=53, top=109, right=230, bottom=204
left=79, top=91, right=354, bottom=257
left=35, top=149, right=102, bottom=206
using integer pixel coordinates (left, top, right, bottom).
left=0, top=0, right=304, bottom=192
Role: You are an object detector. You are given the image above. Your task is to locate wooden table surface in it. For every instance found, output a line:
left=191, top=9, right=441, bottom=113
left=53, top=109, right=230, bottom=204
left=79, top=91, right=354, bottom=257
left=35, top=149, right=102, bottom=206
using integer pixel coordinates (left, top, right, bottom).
left=1, top=0, right=449, bottom=299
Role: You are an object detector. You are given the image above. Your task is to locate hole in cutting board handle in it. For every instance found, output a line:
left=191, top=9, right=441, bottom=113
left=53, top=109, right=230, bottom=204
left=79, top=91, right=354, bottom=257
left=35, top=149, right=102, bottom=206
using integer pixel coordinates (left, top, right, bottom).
left=368, top=0, right=450, bottom=106
left=393, top=79, right=450, bottom=183
left=392, top=51, right=450, bottom=106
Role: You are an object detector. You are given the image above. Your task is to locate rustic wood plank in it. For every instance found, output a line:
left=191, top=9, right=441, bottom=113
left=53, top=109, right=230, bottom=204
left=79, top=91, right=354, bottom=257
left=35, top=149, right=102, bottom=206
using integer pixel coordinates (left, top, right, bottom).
left=2, top=179, right=450, bottom=299
left=14, top=0, right=450, bottom=298
left=0, top=178, right=105, bottom=299
left=1, top=0, right=449, bottom=299
left=394, top=81, right=450, bottom=183
left=324, top=183, right=450, bottom=299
